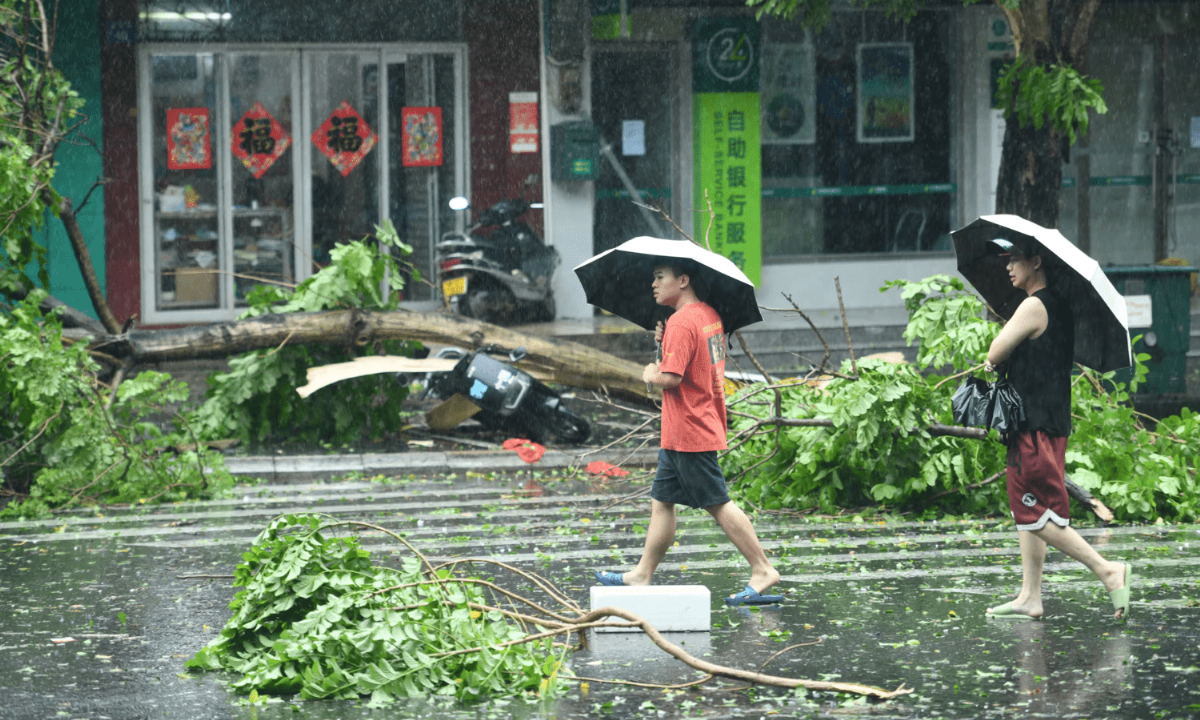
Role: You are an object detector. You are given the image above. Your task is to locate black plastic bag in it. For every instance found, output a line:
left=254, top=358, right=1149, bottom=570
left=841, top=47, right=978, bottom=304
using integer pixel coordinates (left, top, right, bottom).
left=951, top=374, right=1025, bottom=435
left=989, top=377, right=1025, bottom=434
left=951, top=376, right=993, bottom=427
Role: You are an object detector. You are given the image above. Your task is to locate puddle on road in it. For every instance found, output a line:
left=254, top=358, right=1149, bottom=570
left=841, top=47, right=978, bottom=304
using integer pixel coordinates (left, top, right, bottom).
left=2, top=480, right=1199, bottom=719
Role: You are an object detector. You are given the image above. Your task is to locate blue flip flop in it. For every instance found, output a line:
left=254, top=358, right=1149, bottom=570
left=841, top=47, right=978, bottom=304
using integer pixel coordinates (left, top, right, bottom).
left=725, top=584, right=784, bottom=606
left=594, top=570, right=626, bottom=586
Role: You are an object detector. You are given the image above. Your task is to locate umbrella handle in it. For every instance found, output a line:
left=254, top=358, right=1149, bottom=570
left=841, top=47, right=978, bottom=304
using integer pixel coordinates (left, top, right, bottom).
left=646, top=342, right=663, bottom=395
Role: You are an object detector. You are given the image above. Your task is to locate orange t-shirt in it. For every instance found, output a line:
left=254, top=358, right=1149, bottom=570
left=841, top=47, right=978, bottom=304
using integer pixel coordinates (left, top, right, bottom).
left=658, top=302, right=727, bottom=452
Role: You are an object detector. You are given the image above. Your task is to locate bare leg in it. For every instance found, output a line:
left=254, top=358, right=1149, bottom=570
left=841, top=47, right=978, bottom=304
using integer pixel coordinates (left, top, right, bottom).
left=621, top=499, right=677, bottom=586
left=990, top=523, right=1128, bottom=618
left=989, top=530, right=1047, bottom=618
left=706, top=501, right=780, bottom=593
left=1032, top=522, right=1128, bottom=617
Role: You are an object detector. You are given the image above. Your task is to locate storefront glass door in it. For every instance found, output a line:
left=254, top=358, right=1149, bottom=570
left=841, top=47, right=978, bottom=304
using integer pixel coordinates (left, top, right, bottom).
left=384, top=54, right=461, bottom=301
left=139, top=44, right=464, bottom=323
left=306, top=52, right=382, bottom=268
left=228, top=52, right=300, bottom=307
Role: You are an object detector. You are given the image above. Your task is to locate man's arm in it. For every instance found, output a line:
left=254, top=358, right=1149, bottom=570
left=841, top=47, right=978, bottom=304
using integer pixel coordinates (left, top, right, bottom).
left=643, top=362, right=682, bottom=388
left=986, top=296, right=1048, bottom=369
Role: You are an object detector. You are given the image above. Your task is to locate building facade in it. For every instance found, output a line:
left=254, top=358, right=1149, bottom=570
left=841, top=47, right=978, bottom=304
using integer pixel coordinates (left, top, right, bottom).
left=41, top=0, right=1200, bottom=326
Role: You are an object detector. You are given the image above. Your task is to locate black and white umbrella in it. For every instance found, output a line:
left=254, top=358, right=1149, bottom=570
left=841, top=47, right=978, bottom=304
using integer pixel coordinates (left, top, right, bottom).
left=951, top=214, right=1132, bottom=372
left=572, top=236, right=762, bottom=334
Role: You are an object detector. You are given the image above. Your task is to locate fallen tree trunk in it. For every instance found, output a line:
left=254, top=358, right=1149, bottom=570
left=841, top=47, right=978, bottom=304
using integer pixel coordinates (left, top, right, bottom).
left=68, top=308, right=658, bottom=404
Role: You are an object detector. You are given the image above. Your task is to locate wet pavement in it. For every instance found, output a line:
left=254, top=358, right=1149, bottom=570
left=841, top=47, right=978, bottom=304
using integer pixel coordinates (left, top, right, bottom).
left=2, top=465, right=1199, bottom=720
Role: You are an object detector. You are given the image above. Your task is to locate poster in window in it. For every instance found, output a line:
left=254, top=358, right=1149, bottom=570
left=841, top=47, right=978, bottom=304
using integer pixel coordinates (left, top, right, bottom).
left=231, top=102, right=292, bottom=179
left=760, top=44, right=815, bottom=145
left=856, top=43, right=914, bottom=143
left=167, top=108, right=211, bottom=169
left=312, top=101, right=378, bottom=176
left=401, top=107, right=443, bottom=167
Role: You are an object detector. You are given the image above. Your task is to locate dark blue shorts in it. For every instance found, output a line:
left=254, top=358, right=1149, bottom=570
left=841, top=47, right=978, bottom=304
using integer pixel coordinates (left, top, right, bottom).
left=650, top=449, right=731, bottom=509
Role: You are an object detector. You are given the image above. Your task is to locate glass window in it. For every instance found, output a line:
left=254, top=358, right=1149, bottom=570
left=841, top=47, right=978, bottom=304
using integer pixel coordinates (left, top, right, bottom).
left=760, top=11, right=956, bottom=258
left=591, top=49, right=675, bottom=256
left=149, top=53, right=220, bottom=311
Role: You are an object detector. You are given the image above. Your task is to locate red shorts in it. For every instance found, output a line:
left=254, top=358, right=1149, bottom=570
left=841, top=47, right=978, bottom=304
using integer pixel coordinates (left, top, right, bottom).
left=1006, top=431, right=1070, bottom=531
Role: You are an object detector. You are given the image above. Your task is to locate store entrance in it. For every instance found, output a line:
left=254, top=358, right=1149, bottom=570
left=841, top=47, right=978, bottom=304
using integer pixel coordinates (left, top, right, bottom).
left=141, top=45, right=464, bottom=323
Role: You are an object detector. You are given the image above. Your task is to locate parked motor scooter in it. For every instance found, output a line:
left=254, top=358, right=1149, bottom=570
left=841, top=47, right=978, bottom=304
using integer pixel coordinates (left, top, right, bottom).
left=437, top=178, right=558, bottom=324
left=418, top=345, right=590, bottom=444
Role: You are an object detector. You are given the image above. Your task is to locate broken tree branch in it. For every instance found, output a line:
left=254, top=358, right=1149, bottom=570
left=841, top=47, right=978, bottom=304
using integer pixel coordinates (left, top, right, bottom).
left=734, top=330, right=774, bottom=384
left=766, top=291, right=832, bottom=370
left=834, top=276, right=858, bottom=377
left=570, top=606, right=911, bottom=699
left=65, top=309, right=659, bottom=405
left=41, top=189, right=121, bottom=334
left=726, top=413, right=1110, bottom=517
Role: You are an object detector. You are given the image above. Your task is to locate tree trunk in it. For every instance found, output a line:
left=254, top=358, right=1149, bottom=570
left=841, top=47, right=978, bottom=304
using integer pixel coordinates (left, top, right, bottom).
left=71, top=308, right=658, bottom=404
left=995, top=116, right=1065, bottom=226
left=995, top=0, right=1101, bottom=225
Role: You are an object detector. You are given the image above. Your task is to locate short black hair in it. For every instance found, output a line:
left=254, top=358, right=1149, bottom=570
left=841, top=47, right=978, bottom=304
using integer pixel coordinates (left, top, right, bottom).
left=654, top=259, right=708, bottom=300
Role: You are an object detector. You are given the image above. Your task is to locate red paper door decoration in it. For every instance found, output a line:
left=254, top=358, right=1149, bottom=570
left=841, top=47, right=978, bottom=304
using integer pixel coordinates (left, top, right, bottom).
left=167, top=107, right=211, bottom=170
left=313, top=101, right=378, bottom=176
left=509, top=91, right=538, bottom=153
left=401, top=107, right=443, bottom=167
left=231, top=102, right=292, bottom=179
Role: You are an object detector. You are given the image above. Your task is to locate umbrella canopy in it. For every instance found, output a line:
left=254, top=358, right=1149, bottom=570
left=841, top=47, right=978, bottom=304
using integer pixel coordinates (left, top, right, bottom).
left=951, top=214, right=1132, bottom=372
left=573, top=236, right=763, bottom=334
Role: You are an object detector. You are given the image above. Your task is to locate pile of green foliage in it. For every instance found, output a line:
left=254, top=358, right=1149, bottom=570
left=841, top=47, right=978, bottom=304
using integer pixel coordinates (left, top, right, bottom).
left=191, top=220, right=424, bottom=447
left=187, top=514, right=566, bottom=706
left=0, top=292, right=233, bottom=517
left=1, top=222, right=425, bottom=516
left=722, top=275, right=1200, bottom=523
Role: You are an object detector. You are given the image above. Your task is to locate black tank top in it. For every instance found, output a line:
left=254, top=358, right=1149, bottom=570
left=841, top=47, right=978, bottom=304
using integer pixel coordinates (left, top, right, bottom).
left=1006, top=288, right=1073, bottom=437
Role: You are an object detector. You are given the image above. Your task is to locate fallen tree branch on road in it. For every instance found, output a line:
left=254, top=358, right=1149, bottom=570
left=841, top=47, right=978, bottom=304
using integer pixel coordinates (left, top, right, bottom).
left=64, top=308, right=659, bottom=404
left=726, top=414, right=1112, bottom=518
left=567, top=606, right=911, bottom=700
left=190, top=514, right=914, bottom=707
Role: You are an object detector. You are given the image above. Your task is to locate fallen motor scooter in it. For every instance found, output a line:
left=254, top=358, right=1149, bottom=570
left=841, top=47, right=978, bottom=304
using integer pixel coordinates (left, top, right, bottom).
left=437, top=180, right=558, bottom=324
left=419, top=345, right=590, bottom=444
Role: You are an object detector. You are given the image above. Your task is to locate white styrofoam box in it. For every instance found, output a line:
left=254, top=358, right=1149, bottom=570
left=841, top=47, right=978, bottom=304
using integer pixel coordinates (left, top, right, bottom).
left=589, top=585, right=711, bottom=632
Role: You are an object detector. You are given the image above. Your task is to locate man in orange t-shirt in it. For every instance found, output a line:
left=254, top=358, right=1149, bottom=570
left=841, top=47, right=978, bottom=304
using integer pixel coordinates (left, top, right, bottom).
left=594, top=260, right=782, bottom=605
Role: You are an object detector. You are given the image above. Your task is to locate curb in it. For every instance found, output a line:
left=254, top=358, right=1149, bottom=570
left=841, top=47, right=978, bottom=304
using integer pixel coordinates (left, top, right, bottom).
left=223, top=447, right=660, bottom=482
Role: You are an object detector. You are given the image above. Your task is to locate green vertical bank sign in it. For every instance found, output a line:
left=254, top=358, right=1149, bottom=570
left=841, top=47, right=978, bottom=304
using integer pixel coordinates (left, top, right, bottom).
left=693, top=17, right=761, bottom=285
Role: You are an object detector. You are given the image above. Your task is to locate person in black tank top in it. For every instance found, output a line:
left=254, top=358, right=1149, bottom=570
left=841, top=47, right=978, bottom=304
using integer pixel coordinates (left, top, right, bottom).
left=981, top=239, right=1132, bottom=620
left=1007, top=288, right=1073, bottom=437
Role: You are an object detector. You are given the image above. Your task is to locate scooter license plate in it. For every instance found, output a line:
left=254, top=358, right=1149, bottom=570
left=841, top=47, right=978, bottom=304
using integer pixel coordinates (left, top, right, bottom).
left=442, top=276, right=467, bottom=298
